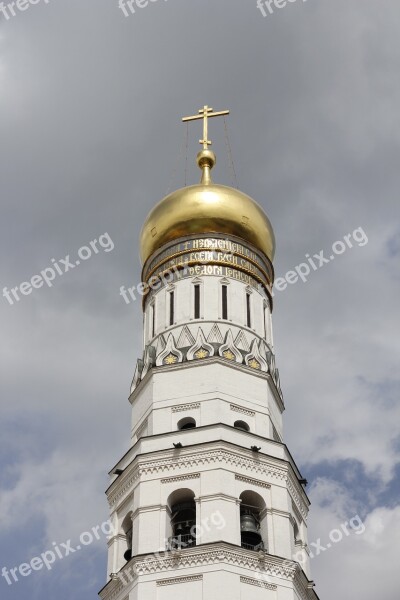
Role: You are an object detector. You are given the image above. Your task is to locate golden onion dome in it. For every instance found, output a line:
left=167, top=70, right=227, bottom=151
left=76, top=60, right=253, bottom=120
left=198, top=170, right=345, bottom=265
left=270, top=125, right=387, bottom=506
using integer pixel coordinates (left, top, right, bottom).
left=140, top=149, right=275, bottom=266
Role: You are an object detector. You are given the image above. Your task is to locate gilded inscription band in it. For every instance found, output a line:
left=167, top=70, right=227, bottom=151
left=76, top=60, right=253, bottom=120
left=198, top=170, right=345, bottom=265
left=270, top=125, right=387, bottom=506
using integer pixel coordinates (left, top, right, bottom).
left=144, top=236, right=273, bottom=282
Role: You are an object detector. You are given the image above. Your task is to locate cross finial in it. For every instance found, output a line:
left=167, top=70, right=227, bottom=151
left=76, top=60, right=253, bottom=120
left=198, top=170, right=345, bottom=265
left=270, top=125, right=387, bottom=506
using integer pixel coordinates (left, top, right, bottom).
left=182, top=104, right=230, bottom=150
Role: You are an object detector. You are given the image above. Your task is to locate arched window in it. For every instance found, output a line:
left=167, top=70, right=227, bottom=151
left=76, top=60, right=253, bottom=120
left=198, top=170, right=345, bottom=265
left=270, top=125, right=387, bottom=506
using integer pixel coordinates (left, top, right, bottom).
left=167, top=489, right=196, bottom=550
left=234, top=420, right=250, bottom=432
left=221, top=284, right=228, bottom=320
left=177, top=417, right=196, bottom=430
left=169, top=290, right=175, bottom=326
left=121, top=512, right=133, bottom=562
left=246, top=292, right=252, bottom=328
left=194, top=284, right=201, bottom=319
left=239, top=491, right=267, bottom=551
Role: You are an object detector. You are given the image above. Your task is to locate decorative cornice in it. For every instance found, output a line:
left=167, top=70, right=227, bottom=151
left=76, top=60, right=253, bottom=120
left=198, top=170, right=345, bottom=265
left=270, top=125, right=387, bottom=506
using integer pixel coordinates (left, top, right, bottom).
left=161, top=473, right=200, bottom=484
left=157, top=574, right=203, bottom=586
left=235, top=474, right=271, bottom=489
left=100, top=544, right=318, bottom=600
left=230, top=403, right=255, bottom=417
left=133, top=544, right=297, bottom=578
left=172, top=402, right=200, bottom=413
left=240, top=575, right=277, bottom=591
left=108, top=443, right=307, bottom=522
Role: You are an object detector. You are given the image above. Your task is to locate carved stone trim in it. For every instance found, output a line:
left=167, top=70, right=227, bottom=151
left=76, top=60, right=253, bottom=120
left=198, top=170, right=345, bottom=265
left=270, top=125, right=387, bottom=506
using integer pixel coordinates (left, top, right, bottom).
left=219, top=330, right=243, bottom=363
left=161, top=473, right=200, bottom=484
left=234, top=330, right=250, bottom=352
left=245, top=339, right=269, bottom=372
left=177, top=325, right=195, bottom=348
left=240, top=575, right=277, bottom=591
left=172, top=402, right=200, bottom=413
left=235, top=474, right=271, bottom=489
left=157, top=574, right=203, bottom=586
left=133, top=545, right=297, bottom=578
left=187, top=328, right=215, bottom=361
left=156, top=333, right=183, bottom=367
left=207, top=323, right=224, bottom=344
left=230, top=403, right=255, bottom=417
left=108, top=445, right=308, bottom=523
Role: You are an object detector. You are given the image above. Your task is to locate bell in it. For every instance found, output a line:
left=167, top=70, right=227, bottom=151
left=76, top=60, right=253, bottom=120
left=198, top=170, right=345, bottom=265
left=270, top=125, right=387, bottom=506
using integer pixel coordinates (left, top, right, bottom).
left=124, top=548, right=132, bottom=562
left=240, top=512, right=262, bottom=546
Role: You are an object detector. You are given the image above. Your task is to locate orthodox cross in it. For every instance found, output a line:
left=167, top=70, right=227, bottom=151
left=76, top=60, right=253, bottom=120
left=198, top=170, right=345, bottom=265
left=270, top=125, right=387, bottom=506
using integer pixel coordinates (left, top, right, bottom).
left=182, top=105, right=230, bottom=149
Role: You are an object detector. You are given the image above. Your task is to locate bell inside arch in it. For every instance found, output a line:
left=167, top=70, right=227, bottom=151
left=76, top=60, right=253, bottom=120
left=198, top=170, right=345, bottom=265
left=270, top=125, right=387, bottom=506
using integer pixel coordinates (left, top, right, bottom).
left=240, top=510, right=262, bottom=546
left=124, top=548, right=132, bottom=562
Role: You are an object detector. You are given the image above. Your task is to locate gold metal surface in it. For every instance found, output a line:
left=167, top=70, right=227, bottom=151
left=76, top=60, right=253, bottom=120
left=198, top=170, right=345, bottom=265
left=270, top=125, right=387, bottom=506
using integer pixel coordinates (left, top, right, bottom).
left=248, top=358, right=261, bottom=370
left=140, top=183, right=276, bottom=265
left=164, top=354, right=178, bottom=365
left=182, top=105, right=230, bottom=149
left=223, top=350, right=235, bottom=361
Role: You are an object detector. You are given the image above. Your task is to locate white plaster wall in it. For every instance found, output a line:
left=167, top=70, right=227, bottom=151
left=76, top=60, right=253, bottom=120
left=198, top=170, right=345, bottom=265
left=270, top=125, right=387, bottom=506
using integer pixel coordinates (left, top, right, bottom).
left=144, top=276, right=272, bottom=347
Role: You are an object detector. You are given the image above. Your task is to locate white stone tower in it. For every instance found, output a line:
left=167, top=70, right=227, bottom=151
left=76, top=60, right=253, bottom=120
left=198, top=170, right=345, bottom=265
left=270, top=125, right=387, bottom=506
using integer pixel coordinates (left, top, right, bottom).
left=99, top=106, right=319, bottom=600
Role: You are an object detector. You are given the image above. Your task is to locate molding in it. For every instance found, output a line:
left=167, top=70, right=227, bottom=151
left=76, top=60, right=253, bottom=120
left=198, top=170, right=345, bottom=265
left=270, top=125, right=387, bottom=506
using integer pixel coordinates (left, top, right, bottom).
left=135, top=418, right=148, bottom=440
left=157, top=574, right=203, bottom=586
left=235, top=474, right=271, bottom=489
left=108, top=443, right=308, bottom=522
left=161, top=473, right=200, bottom=484
left=172, top=402, right=201, bottom=413
left=240, top=575, right=277, bottom=591
left=134, top=544, right=297, bottom=578
left=230, top=403, right=255, bottom=417
left=99, top=543, right=314, bottom=600
left=292, top=501, right=303, bottom=525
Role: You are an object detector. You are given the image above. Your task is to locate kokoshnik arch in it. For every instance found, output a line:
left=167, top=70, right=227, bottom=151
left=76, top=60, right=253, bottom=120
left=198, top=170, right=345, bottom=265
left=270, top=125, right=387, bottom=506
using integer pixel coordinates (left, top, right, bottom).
left=99, top=106, right=320, bottom=600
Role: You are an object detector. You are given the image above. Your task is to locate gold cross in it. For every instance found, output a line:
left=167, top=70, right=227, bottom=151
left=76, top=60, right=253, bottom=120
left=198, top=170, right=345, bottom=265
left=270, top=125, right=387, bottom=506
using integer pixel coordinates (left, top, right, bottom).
left=182, top=105, right=230, bottom=149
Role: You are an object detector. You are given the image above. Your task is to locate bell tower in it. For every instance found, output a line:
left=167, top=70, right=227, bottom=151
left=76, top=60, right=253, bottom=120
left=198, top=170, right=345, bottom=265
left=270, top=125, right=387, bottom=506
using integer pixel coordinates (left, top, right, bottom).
left=99, top=107, right=319, bottom=600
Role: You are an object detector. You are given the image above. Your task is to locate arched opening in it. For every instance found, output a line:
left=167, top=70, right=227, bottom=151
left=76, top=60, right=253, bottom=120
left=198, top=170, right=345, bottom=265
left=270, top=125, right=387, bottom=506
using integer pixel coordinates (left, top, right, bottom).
left=239, top=491, right=266, bottom=551
left=234, top=420, right=250, bottom=432
left=177, top=417, right=196, bottom=430
left=167, top=489, right=196, bottom=550
left=121, top=512, right=133, bottom=562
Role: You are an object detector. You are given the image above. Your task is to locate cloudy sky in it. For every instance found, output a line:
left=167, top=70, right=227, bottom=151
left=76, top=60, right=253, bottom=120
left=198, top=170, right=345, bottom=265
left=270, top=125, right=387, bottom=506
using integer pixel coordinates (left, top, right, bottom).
left=0, top=0, right=399, bottom=598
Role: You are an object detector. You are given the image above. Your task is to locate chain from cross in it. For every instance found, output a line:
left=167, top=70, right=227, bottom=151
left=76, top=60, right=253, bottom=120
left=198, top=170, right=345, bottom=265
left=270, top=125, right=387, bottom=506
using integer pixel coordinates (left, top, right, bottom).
left=182, top=105, right=230, bottom=150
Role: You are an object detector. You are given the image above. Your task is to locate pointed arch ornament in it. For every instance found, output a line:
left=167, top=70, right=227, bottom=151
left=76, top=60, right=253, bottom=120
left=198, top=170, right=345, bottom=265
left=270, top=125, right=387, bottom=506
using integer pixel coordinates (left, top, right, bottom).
left=156, top=334, right=183, bottom=366
left=219, top=330, right=243, bottom=363
left=187, top=328, right=215, bottom=361
left=245, top=339, right=269, bottom=372
left=141, top=345, right=157, bottom=378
